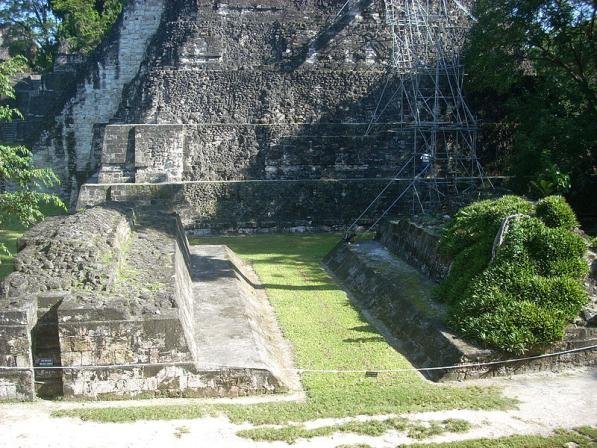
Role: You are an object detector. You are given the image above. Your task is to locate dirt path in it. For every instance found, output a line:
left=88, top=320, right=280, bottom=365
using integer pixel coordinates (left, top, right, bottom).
left=1, top=368, right=595, bottom=448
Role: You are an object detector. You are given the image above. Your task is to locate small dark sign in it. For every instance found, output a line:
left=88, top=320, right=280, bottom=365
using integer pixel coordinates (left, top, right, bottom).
left=37, top=358, right=54, bottom=367
left=365, top=371, right=379, bottom=378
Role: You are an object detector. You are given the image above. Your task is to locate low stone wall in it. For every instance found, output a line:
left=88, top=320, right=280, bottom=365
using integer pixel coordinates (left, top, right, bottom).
left=57, top=303, right=190, bottom=398
left=325, top=241, right=597, bottom=381
left=378, top=219, right=451, bottom=282
left=77, top=179, right=411, bottom=232
left=61, top=365, right=281, bottom=399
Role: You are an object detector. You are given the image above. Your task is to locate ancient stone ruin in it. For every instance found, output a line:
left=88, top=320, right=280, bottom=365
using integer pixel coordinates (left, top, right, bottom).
left=0, top=0, right=595, bottom=401
left=0, top=206, right=297, bottom=399
left=3, top=0, right=403, bottom=401
left=7, top=0, right=412, bottom=231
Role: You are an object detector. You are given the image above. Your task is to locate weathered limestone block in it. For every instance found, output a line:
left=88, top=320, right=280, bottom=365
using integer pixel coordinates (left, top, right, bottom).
left=57, top=301, right=194, bottom=398
left=0, top=301, right=37, bottom=400
left=101, top=125, right=132, bottom=165
left=133, top=125, right=185, bottom=182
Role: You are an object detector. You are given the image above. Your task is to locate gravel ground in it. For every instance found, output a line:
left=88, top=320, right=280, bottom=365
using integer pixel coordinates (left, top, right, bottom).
left=0, top=367, right=595, bottom=448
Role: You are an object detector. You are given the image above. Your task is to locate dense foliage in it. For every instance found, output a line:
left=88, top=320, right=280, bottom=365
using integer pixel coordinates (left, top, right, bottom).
left=52, top=0, right=124, bottom=55
left=465, top=1, right=596, bottom=207
left=0, top=56, right=64, bottom=256
left=0, top=0, right=58, bottom=69
left=437, top=195, right=588, bottom=354
left=0, top=0, right=125, bottom=70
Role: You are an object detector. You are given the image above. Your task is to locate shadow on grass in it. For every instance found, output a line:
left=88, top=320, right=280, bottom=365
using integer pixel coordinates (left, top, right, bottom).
left=189, top=251, right=337, bottom=292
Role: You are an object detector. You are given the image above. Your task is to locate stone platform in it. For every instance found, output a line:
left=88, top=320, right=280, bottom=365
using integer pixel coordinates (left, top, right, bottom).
left=0, top=207, right=297, bottom=401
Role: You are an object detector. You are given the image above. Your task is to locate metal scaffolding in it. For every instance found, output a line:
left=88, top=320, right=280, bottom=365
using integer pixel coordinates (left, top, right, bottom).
left=345, top=0, right=491, bottom=239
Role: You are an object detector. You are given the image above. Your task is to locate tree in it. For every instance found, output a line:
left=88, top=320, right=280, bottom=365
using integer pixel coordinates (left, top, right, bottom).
left=0, top=1, right=58, bottom=70
left=0, top=56, right=65, bottom=257
left=0, top=0, right=125, bottom=70
left=51, top=0, right=124, bottom=54
left=465, top=1, right=596, bottom=209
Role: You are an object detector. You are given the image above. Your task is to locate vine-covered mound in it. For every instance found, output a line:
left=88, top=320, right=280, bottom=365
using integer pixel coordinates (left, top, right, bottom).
left=437, top=195, right=588, bottom=355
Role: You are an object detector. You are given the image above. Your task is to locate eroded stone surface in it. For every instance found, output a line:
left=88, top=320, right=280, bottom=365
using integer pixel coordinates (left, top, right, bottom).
left=3, top=0, right=475, bottom=228
left=3, top=208, right=130, bottom=299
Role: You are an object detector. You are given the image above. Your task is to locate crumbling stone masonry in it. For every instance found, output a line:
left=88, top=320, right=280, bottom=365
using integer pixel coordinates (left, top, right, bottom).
left=0, top=0, right=166, bottom=203
left=0, top=207, right=296, bottom=400
left=82, top=0, right=412, bottom=228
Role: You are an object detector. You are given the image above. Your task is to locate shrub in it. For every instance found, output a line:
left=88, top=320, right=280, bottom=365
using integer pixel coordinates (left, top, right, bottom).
left=526, top=226, right=588, bottom=279
left=438, top=196, right=588, bottom=354
left=439, top=195, right=534, bottom=257
left=434, top=237, right=493, bottom=304
left=535, top=195, right=579, bottom=230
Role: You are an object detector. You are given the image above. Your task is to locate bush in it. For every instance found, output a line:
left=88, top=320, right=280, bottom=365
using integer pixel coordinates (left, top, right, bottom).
left=535, top=195, right=579, bottom=230
left=439, top=195, right=534, bottom=257
left=434, top=238, right=493, bottom=304
left=438, top=196, right=588, bottom=354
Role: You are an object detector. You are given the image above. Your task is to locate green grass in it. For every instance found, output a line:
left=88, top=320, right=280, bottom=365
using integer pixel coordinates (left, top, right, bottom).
left=0, top=218, right=24, bottom=280
left=336, top=445, right=373, bottom=448
left=52, top=234, right=512, bottom=424
left=237, top=418, right=470, bottom=443
left=408, top=427, right=596, bottom=447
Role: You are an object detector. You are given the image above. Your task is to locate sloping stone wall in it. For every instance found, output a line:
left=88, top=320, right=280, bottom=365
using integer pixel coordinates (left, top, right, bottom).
left=378, top=220, right=451, bottom=282
left=325, top=240, right=597, bottom=381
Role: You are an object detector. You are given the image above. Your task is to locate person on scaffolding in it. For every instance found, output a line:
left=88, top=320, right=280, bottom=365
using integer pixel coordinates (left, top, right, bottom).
left=418, top=152, right=432, bottom=177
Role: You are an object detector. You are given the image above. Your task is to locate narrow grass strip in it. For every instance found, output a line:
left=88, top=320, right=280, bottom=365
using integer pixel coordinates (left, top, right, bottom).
left=408, top=427, right=596, bottom=447
left=237, top=418, right=471, bottom=444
